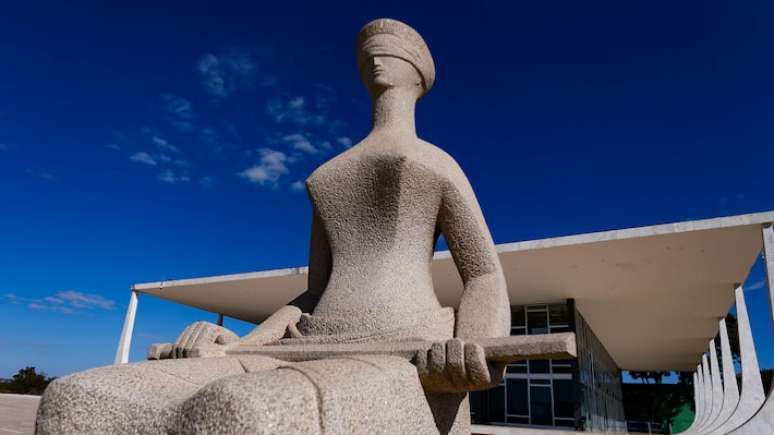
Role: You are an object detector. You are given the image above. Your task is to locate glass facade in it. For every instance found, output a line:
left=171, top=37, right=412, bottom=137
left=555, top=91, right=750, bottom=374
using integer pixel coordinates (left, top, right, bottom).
left=470, top=299, right=625, bottom=432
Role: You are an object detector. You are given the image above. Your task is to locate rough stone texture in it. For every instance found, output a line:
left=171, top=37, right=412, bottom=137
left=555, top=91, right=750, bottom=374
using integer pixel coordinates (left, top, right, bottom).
left=37, top=18, right=524, bottom=434
left=224, top=333, right=577, bottom=363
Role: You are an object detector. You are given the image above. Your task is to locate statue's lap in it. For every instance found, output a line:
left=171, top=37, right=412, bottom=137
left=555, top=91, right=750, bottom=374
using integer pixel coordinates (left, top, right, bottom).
left=36, top=355, right=443, bottom=434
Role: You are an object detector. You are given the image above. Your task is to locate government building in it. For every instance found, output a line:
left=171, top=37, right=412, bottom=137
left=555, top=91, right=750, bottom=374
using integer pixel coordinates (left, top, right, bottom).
left=114, top=211, right=774, bottom=432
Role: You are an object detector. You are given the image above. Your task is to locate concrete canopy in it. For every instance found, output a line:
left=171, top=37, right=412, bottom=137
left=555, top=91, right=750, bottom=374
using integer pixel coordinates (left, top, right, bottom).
left=133, top=211, right=774, bottom=371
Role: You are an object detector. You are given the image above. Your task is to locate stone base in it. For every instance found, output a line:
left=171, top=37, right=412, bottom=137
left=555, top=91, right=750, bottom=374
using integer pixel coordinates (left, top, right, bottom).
left=36, top=355, right=468, bottom=434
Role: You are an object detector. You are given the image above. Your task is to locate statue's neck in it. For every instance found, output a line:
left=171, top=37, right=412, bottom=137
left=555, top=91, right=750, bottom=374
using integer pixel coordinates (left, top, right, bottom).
left=370, top=88, right=417, bottom=136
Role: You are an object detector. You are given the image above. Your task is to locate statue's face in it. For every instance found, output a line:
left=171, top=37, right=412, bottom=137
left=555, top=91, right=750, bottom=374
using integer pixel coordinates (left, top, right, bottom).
left=360, top=55, right=422, bottom=96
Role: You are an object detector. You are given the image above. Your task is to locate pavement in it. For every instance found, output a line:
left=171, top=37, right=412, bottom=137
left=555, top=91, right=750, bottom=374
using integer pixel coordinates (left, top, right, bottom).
left=0, top=394, right=39, bottom=435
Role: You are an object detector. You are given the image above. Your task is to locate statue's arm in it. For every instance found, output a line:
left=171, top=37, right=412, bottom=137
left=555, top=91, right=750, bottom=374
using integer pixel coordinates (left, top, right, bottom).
left=153, top=207, right=331, bottom=358
left=414, top=165, right=510, bottom=391
left=438, top=168, right=510, bottom=340
left=241, top=206, right=330, bottom=344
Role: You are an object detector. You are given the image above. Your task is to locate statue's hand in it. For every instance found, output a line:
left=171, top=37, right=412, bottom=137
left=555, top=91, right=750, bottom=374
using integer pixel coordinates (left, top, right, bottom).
left=414, top=338, right=505, bottom=393
left=170, top=321, right=239, bottom=359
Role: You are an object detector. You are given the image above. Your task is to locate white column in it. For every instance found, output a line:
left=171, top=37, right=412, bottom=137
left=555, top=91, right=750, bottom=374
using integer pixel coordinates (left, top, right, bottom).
left=697, top=356, right=713, bottom=433
left=114, top=290, right=139, bottom=364
left=731, top=224, right=774, bottom=434
left=683, top=371, right=701, bottom=434
left=704, top=317, right=740, bottom=433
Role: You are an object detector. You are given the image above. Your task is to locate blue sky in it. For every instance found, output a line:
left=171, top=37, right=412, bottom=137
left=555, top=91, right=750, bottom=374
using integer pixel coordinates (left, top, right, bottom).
left=1, top=1, right=773, bottom=378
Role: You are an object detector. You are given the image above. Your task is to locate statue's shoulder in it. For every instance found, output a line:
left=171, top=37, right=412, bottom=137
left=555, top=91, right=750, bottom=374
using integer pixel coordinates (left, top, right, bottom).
left=413, top=138, right=468, bottom=182
left=306, top=143, right=360, bottom=185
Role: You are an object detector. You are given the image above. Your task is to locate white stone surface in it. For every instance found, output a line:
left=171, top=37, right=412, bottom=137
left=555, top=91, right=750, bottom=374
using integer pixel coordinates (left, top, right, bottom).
left=704, top=318, right=739, bottom=433
left=731, top=225, right=774, bottom=433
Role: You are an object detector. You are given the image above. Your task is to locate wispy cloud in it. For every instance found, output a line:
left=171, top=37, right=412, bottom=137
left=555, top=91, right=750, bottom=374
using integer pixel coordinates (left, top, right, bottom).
left=158, top=169, right=190, bottom=184
left=3, top=291, right=115, bottom=315
left=267, top=96, right=325, bottom=126
left=196, top=47, right=274, bottom=98
left=745, top=279, right=766, bottom=291
left=105, top=143, right=121, bottom=150
left=290, top=180, right=306, bottom=192
left=26, top=169, right=56, bottom=181
left=160, top=94, right=194, bottom=131
left=281, top=133, right=321, bottom=155
left=336, top=136, right=353, bottom=148
left=239, top=148, right=290, bottom=186
left=130, top=151, right=157, bottom=166
left=152, top=136, right=181, bottom=153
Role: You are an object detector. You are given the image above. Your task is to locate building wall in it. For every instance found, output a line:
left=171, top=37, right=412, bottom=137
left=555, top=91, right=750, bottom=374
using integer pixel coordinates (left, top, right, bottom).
left=574, top=308, right=625, bottom=432
left=470, top=300, right=625, bottom=432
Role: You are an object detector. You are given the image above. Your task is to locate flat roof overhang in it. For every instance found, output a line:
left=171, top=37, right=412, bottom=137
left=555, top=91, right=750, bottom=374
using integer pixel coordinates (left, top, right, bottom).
left=134, top=211, right=774, bottom=371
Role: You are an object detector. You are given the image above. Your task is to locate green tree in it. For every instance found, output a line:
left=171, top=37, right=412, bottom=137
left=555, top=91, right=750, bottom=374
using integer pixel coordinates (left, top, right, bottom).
left=5, top=367, right=55, bottom=395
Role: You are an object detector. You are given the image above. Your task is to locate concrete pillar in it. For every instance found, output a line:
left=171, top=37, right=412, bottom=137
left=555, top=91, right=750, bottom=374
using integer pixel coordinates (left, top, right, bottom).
left=683, top=371, right=702, bottom=434
left=731, top=224, right=774, bottom=433
left=114, top=290, right=139, bottom=364
left=704, top=317, right=740, bottom=433
left=697, top=356, right=713, bottom=433
left=705, top=338, right=725, bottom=430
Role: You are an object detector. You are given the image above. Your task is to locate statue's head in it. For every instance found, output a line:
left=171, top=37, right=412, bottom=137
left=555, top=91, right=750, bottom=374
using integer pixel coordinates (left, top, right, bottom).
left=356, top=19, right=435, bottom=99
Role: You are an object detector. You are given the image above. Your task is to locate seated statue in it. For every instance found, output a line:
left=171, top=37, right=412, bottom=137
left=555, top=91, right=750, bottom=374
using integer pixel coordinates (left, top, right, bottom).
left=36, top=18, right=510, bottom=435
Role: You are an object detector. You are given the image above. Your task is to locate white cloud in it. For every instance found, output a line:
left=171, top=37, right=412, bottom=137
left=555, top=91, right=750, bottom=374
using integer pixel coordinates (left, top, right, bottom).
left=3, top=291, right=115, bottom=315
left=239, top=148, right=290, bottom=186
left=290, top=180, right=306, bottom=192
left=56, top=290, right=115, bottom=310
left=337, top=136, right=353, bottom=148
left=152, top=136, right=181, bottom=153
left=196, top=48, right=274, bottom=98
left=746, top=280, right=766, bottom=291
left=281, top=133, right=320, bottom=154
left=160, top=94, right=194, bottom=131
left=130, top=152, right=157, bottom=166
left=267, top=97, right=325, bottom=126
left=158, top=169, right=191, bottom=184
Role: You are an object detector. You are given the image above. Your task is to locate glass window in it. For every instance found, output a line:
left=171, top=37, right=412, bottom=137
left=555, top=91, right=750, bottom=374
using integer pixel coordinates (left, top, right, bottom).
left=511, top=326, right=526, bottom=336
left=507, top=416, right=530, bottom=425
left=506, top=364, right=527, bottom=374
left=530, top=385, right=553, bottom=426
left=487, top=384, right=505, bottom=423
left=511, top=305, right=525, bottom=327
left=549, top=303, right=569, bottom=327
left=527, top=310, right=548, bottom=334
left=550, top=325, right=571, bottom=333
left=529, top=359, right=550, bottom=374
left=555, top=418, right=575, bottom=428
left=553, top=379, right=575, bottom=419
left=506, top=379, right=528, bottom=416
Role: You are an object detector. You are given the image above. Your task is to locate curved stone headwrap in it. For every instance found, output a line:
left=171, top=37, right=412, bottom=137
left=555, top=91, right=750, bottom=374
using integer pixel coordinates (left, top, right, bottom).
left=357, top=18, right=435, bottom=95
